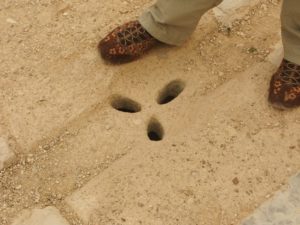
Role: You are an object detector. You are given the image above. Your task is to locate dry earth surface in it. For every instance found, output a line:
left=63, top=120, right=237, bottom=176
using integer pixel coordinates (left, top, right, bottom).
left=1, top=0, right=300, bottom=224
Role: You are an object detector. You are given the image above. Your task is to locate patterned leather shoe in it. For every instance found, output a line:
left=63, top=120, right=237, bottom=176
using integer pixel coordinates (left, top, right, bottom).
left=268, top=59, right=300, bottom=109
left=98, top=21, right=159, bottom=63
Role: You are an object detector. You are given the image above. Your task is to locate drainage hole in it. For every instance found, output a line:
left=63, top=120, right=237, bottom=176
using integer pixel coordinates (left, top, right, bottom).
left=111, top=96, right=141, bottom=113
left=147, top=118, right=164, bottom=141
left=157, top=80, right=185, bottom=105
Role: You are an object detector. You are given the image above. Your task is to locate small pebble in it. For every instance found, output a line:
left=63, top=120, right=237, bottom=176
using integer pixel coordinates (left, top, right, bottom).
left=232, top=177, right=239, bottom=185
left=6, top=18, right=17, bottom=24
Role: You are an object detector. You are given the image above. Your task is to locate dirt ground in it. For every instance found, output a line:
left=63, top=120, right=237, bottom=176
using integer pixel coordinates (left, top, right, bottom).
left=1, top=0, right=300, bottom=224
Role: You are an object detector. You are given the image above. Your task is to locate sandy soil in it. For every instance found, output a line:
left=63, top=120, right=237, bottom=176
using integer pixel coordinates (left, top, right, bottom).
left=1, top=0, right=300, bottom=224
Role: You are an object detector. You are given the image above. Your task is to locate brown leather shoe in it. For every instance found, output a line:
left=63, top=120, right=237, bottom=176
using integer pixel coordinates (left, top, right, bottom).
left=98, top=21, right=159, bottom=64
left=268, top=59, right=300, bottom=109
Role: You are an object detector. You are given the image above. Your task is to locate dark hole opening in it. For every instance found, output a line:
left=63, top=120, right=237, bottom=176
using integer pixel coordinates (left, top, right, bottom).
left=111, top=96, right=141, bottom=113
left=148, top=131, right=161, bottom=141
left=147, top=119, right=164, bottom=141
left=116, top=106, right=136, bottom=113
left=157, top=80, right=185, bottom=105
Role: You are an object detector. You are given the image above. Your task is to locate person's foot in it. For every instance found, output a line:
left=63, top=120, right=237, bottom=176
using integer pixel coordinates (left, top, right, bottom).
left=98, top=21, right=159, bottom=63
left=268, top=59, right=300, bottom=109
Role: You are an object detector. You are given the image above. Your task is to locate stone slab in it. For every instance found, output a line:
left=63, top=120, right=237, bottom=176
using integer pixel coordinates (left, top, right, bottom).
left=241, top=173, right=300, bottom=225
left=0, top=137, right=15, bottom=170
left=65, top=58, right=300, bottom=224
left=11, top=207, right=70, bottom=225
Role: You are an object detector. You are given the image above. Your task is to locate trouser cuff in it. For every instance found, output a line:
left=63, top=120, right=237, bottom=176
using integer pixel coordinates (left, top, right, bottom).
left=139, top=12, right=187, bottom=46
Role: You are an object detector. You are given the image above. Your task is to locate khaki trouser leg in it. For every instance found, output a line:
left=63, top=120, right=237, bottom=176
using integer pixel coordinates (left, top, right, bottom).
left=281, top=0, right=300, bottom=65
left=139, top=0, right=223, bottom=46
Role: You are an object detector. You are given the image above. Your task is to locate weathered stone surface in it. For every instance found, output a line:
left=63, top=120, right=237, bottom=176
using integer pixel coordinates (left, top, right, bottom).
left=0, top=137, right=15, bottom=170
left=241, top=173, right=300, bottom=225
left=66, top=57, right=300, bottom=224
left=12, top=207, right=70, bottom=225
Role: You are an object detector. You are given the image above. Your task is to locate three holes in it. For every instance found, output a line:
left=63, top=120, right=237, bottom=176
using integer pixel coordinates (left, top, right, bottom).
left=111, top=80, right=185, bottom=141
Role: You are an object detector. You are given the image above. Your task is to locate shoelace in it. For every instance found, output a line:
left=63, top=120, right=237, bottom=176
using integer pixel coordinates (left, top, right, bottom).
left=117, top=23, right=152, bottom=46
left=279, top=59, right=300, bottom=85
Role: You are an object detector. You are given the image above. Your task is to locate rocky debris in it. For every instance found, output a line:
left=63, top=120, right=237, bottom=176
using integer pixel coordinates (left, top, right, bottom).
left=213, top=0, right=260, bottom=27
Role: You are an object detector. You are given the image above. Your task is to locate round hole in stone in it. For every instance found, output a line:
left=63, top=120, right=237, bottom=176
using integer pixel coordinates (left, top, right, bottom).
left=110, top=96, right=141, bottom=113
left=157, top=80, right=185, bottom=105
left=147, top=118, right=164, bottom=141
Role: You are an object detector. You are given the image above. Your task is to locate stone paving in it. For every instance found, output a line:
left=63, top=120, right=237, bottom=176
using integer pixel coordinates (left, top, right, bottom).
left=0, top=0, right=279, bottom=174
left=65, top=53, right=300, bottom=224
left=1, top=0, right=300, bottom=224
left=9, top=173, right=300, bottom=225
left=241, top=173, right=300, bottom=225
